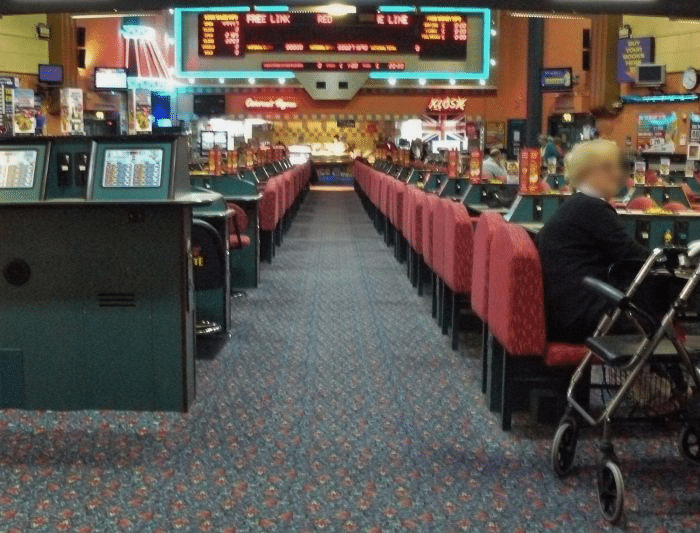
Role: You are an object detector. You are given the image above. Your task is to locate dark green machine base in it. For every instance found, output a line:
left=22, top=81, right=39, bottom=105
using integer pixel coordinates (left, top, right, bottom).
left=0, top=205, right=195, bottom=411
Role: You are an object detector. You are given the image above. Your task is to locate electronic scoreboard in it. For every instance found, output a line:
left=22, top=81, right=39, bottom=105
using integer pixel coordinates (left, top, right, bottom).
left=176, top=6, right=491, bottom=81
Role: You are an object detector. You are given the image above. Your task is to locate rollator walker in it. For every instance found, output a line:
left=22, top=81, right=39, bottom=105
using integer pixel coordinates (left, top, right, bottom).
left=551, top=242, right=700, bottom=524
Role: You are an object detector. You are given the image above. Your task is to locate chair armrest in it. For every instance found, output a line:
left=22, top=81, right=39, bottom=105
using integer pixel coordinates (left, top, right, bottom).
left=582, top=277, right=626, bottom=306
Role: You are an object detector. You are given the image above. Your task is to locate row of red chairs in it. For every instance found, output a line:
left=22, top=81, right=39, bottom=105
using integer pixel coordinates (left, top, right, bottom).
left=355, top=161, right=588, bottom=430
left=259, top=162, right=312, bottom=262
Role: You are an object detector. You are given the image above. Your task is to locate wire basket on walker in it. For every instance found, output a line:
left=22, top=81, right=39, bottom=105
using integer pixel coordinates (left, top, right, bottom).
left=550, top=243, right=700, bottom=524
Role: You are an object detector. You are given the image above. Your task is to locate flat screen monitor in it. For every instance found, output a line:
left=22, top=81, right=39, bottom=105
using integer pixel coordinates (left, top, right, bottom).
left=102, top=148, right=164, bottom=188
left=0, top=149, right=38, bottom=188
left=38, top=64, right=64, bottom=85
left=636, top=64, right=666, bottom=87
left=200, top=131, right=228, bottom=155
left=94, top=67, right=128, bottom=90
left=193, top=94, right=226, bottom=116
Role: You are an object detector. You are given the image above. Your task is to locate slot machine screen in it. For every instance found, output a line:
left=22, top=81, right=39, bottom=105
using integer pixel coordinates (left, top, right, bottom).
left=102, top=149, right=164, bottom=188
left=0, top=150, right=38, bottom=188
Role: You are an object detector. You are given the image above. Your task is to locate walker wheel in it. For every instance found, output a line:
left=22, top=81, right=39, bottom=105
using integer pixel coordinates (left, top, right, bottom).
left=551, top=417, right=578, bottom=478
left=679, top=425, right=700, bottom=464
left=597, top=460, right=625, bottom=524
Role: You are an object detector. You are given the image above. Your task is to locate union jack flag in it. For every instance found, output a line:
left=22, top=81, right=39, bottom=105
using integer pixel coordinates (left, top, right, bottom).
left=421, top=114, right=466, bottom=143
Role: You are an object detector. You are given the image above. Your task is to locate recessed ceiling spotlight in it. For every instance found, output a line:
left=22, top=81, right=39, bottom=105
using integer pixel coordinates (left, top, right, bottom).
left=218, top=78, right=225, bottom=84
left=388, top=78, right=397, bottom=86
left=248, top=77, right=256, bottom=85
left=188, top=78, right=195, bottom=85
left=278, top=77, right=286, bottom=85
left=479, top=79, right=487, bottom=86
left=491, top=28, right=497, bottom=36
left=449, top=79, right=457, bottom=86
left=490, top=59, right=497, bottom=67
left=418, top=78, right=427, bottom=86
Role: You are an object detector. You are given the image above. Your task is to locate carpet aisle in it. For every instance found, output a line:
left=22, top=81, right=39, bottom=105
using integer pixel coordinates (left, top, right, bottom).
left=0, top=189, right=698, bottom=532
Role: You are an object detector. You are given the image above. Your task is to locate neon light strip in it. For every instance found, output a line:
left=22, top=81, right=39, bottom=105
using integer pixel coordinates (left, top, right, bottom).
left=254, top=5, right=290, bottom=11
left=377, top=6, right=416, bottom=13
left=174, top=7, right=491, bottom=82
left=621, top=94, right=699, bottom=104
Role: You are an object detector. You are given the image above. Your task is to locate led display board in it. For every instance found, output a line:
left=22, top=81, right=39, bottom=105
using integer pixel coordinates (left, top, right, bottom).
left=176, top=6, right=491, bottom=80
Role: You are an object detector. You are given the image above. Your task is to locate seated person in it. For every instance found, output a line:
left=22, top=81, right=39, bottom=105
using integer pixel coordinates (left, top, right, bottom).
left=537, top=139, right=648, bottom=344
left=482, top=148, right=507, bottom=182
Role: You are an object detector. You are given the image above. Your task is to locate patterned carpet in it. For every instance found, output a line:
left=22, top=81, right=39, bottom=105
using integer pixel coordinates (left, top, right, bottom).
left=1, top=190, right=699, bottom=532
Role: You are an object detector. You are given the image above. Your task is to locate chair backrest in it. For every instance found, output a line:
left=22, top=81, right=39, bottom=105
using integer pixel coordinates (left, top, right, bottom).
left=663, top=201, right=687, bottom=213
left=627, top=195, right=655, bottom=211
left=443, top=200, right=474, bottom=294
left=488, top=224, right=547, bottom=356
left=402, top=186, right=414, bottom=241
left=470, top=212, right=506, bottom=321
left=393, top=181, right=406, bottom=229
left=259, top=181, right=279, bottom=231
left=227, top=202, right=249, bottom=239
left=432, top=198, right=451, bottom=279
left=410, top=188, right=424, bottom=254
left=192, top=218, right=226, bottom=291
left=422, top=194, right=440, bottom=268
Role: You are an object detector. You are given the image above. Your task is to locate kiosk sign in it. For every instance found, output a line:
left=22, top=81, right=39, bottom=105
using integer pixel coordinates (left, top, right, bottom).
left=427, top=97, right=466, bottom=113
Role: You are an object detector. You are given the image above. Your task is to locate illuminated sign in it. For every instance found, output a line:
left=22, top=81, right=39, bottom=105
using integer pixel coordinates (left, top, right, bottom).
left=197, top=11, right=467, bottom=60
left=261, top=61, right=404, bottom=71
left=427, top=97, right=467, bottom=112
left=244, top=97, right=298, bottom=111
left=617, top=37, right=655, bottom=84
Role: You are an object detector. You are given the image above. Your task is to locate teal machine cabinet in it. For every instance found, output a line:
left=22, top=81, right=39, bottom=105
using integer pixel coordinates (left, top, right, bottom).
left=438, top=177, right=469, bottom=199
left=505, top=193, right=570, bottom=223
left=423, top=172, right=447, bottom=193
left=0, top=135, right=220, bottom=411
left=632, top=184, right=690, bottom=207
left=191, top=174, right=261, bottom=289
left=461, top=182, right=519, bottom=207
left=619, top=211, right=700, bottom=249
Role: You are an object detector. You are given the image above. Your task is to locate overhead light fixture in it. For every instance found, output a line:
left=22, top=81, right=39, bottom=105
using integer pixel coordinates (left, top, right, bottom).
left=449, top=79, right=457, bottom=86
left=72, top=12, right=156, bottom=19
left=168, top=8, right=174, bottom=14
left=510, top=12, right=587, bottom=20
left=248, top=77, right=256, bottom=85
left=278, top=77, right=286, bottom=85
left=388, top=78, right=397, bottom=86
left=188, top=78, right=195, bottom=85
left=491, top=28, right=497, bottom=36
left=308, top=4, right=357, bottom=16
left=219, top=78, right=225, bottom=84
left=418, top=78, right=427, bottom=86
left=479, top=79, right=487, bottom=86
left=490, top=59, right=497, bottom=67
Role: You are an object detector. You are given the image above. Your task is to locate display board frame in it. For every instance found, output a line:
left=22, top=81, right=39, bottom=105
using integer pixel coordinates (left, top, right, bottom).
left=90, top=140, right=174, bottom=202
left=174, top=5, right=492, bottom=81
left=0, top=142, right=50, bottom=203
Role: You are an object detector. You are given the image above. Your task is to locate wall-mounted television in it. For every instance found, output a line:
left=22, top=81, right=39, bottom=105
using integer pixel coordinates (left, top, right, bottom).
left=193, top=94, right=226, bottom=116
left=636, top=64, right=666, bottom=87
left=38, top=64, right=64, bottom=85
left=94, top=67, right=128, bottom=90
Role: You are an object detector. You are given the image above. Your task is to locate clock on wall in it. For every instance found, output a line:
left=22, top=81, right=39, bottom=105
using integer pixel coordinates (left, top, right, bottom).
left=683, top=67, right=699, bottom=91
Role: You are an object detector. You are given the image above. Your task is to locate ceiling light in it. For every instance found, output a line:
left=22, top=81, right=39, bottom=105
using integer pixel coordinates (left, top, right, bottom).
left=388, top=78, right=397, bottom=86
left=188, top=78, right=195, bottom=85
left=278, top=77, right=286, bottom=85
left=169, top=8, right=174, bottom=14
left=248, top=78, right=256, bottom=85
left=219, top=78, right=225, bottom=84
left=479, top=79, right=487, bottom=86
left=320, top=4, right=357, bottom=16
left=71, top=12, right=156, bottom=19
left=490, top=28, right=497, bottom=36
left=490, top=59, right=497, bottom=67
left=510, top=12, right=587, bottom=20
left=449, top=79, right=456, bottom=86
left=418, top=78, right=427, bottom=86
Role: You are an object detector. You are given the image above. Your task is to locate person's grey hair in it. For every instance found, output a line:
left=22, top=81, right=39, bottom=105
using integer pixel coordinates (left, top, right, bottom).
left=564, top=139, right=620, bottom=187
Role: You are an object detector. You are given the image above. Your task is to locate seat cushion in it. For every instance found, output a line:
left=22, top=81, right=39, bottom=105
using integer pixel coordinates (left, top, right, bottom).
left=229, top=234, right=252, bottom=249
left=545, top=343, right=588, bottom=367
left=470, top=212, right=505, bottom=322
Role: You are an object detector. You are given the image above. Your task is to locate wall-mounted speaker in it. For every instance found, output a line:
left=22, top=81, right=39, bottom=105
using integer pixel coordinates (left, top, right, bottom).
left=77, top=49, right=86, bottom=69
left=76, top=27, right=86, bottom=47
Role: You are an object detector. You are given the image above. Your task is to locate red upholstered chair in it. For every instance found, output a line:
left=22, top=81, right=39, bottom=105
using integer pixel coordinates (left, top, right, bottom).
left=470, top=212, right=506, bottom=391
left=392, top=181, right=408, bottom=262
left=228, top=203, right=252, bottom=250
left=259, top=181, right=279, bottom=262
left=441, top=201, right=474, bottom=350
left=681, top=183, right=700, bottom=210
left=432, top=198, right=450, bottom=328
left=410, top=189, right=425, bottom=294
left=422, top=194, right=441, bottom=318
left=488, top=224, right=588, bottom=430
left=626, top=195, right=655, bottom=211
